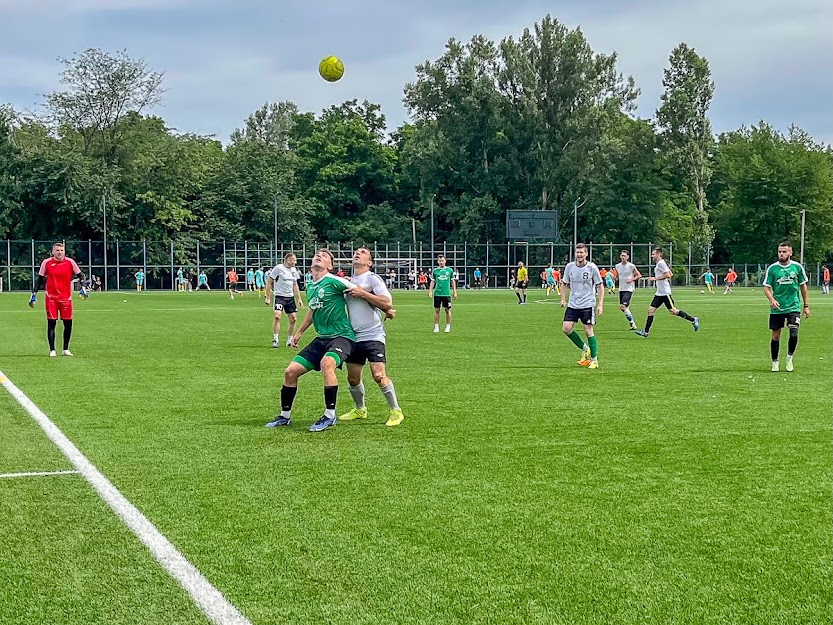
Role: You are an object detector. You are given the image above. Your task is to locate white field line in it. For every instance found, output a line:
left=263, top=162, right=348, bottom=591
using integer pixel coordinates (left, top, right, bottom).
left=0, top=370, right=252, bottom=625
left=0, top=469, right=79, bottom=479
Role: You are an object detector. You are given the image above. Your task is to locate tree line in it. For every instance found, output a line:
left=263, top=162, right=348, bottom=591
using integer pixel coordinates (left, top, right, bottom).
left=1, top=15, right=831, bottom=263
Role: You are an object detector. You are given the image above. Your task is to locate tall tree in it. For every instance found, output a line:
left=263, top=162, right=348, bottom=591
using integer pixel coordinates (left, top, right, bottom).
left=655, top=43, right=715, bottom=260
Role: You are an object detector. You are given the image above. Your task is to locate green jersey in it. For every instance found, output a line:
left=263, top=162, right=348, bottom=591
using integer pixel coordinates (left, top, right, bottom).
left=431, top=267, right=455, bottom=296
left=306, top=273, right=355, bottom=339
left=763, top=261, right=808, bottom=313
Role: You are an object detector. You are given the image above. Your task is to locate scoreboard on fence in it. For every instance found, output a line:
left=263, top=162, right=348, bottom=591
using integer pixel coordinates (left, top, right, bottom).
left=506, top=210, right=558, bottom=242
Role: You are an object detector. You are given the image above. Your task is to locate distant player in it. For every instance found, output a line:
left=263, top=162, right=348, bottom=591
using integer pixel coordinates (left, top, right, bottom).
left=246, top=268, right=255, bottom=292
left=634, top=247, right=699, bottom=337
left=226, top=268, right=241, bottom=300
left=514, top=261, right=528, bottom=304
left=823, top=266, right=830, bottom=295
left=254, top=266, right=265, bottom=297
left=29, top=242, right=88, bottom=357
left=176, top=266, right=185, bottom=291
left=552, top=267, right=561, bottom=296
left=723, top=267, right=738, bottom=294
left=197, top=270, right=210, bottom=291
left=544, top=264, right=557, bottom=296
left=430, top=255, right=457, bottom=333
left=615, top=250, right=641, bottom=330
left=266, top=249, right=368, bottom=432
left=265, top=252, right=303, bottom=348
left=763, top=242, right=810, bottom=372
left=604, top=270, right=615, bottom=295
left=473, top=267, right=482, bottom=289
left=699, top=268, right=715, bottom=294
left=134, top=269, right=145, bottom=292
left=560, top=243, right=603, bottom=369
left=338, top=248, right=404, bottom=427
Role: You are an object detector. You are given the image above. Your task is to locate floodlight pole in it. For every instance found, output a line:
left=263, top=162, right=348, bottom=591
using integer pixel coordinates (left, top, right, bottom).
left=573, top=197, right=587, bottom=257
left=102, top=189, right=108, bottom=291
left=273, top=193, right=279, bottom=264
left=800, top=209, right=806, bottom=264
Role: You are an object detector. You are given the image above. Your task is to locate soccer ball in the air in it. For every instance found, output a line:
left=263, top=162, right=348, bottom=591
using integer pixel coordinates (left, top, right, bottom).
left=319, top=56, right=345, bottom=82
left=700, top=290, right=705, bottom=294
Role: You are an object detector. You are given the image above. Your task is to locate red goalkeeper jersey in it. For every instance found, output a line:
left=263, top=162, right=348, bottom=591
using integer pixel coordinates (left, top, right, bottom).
left=39, top=257, right=81, bottom=300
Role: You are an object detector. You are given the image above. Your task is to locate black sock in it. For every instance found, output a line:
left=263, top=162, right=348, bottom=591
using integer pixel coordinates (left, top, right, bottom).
left=47, top=319, right=57, bottom=351
left=62, top=319, right=73, bottom=350
left=788, top=333, right=798, bottom=356
left=324, top=385, right=338, bottom=411
left=677, top=310, right=695, bottom=322
left=523, top=293, right=527, bottom=302
left=516, top=292, right=522, bottom=302
left=280, top=385, right=297, bottom=412
left=770, top=339, right=780, bottom=361
left=644, top=316, right=654, bottom=333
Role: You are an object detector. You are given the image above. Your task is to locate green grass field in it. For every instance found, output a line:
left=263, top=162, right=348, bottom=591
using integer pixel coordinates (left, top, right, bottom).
left=1, top=287, right=831, bottom=625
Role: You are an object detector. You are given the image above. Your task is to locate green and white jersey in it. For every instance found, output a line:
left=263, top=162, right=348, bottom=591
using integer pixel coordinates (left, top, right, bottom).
left=432, top=267, right=455, bottom=296
left=306, top=273, right=356, bottom=339
left=763, top=261, right=808, bottom=313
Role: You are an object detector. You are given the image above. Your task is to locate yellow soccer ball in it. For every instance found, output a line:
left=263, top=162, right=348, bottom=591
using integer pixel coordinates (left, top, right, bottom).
left=318, top=56, right=345, bottom=82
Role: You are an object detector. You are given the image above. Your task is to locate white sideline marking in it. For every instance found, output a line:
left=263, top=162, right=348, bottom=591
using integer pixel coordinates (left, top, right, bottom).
left=0, top=469, right=79, bottom=479
left=0, top=370, right=252, bottom=625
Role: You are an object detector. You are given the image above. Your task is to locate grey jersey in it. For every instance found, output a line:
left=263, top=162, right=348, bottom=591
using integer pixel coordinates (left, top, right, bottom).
left=654, top=259, right=672, bottom=296
left=615, top=261, right=638, bottom=292
left=346, top=271, right=391, bottom=343
left=563, top=261, right=602, bottom=309
left=269, top=264, right=300, bottom=297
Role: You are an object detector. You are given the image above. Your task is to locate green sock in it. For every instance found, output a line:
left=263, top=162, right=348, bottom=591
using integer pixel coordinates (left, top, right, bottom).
left=588, top=335, right=598, bottom=359
left=567, top=331, right=585, bottom=350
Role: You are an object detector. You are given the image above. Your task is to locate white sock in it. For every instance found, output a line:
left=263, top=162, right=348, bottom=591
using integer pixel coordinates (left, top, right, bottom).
left=273, top=334, right=279, bottom=341
left=324, top=408, right=336, bottom=419
left=280, top=409, right=291, bottom=418
left=381, top=381, right=400, bottom=410
left=445, top=324, right=451, bottom=330
left=434, top=324, right=439, bottom=330
left=582, top=343, right=589, bottom=351
left=349, top=383, right=366, bottom=409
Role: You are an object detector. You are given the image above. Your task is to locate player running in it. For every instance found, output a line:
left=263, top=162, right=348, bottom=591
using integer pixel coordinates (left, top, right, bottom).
left=561, top=244, right=603, bottom=369
left=634, top=247, right=699, bottom=337
left=226, top=268, right=241, bottom=300
left=723, top=267, right=738, bottom=294
left=135, top=269, right=145, bottom=292
left=266, top=249, right=367, bottom=432
left=699, top=268, right=716, bottom=294
left=430, top=255, right=457, bottom=333
left=763, top=242, right=810, bottom=372
left=615, top=250, right=641, bottom=330
left=823, top=266, right=830, bottom=295
left=265, top=252, right=303, bottom=348
left=514, top=261, right=529, bottom=304
left=29, top=242, right=88, bottom=357
left=338, top=248, right=404, bottom=427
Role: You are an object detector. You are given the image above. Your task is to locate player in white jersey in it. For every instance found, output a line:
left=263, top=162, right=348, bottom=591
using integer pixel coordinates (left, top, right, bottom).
left=265, top=252, right=304, bottom=347
left=615, top=250, right=642, bottom=330
left=337, top=248, right=405, bottom=427
left=560, top=243, right=604, bottom=369
left=634, top=247, right=699, bottom=337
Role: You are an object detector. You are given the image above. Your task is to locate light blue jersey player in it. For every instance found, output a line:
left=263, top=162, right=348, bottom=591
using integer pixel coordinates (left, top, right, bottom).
left=246, top=268, right=255, bottom=291
left=604, top=271, right=615, bottom=294
left=254, top=267, right=265, bottom=295
left=135, top=270, right=145, bottom=292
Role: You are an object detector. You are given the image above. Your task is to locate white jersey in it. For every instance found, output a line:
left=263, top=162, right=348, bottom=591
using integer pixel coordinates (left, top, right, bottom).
left=654, top=259, right=672, bottom=296
left=346, top=271, right=391, bottom=343
left=563, top=261, right=602, bottom=309
left=615, top=261, right=638, bottom=292
left=269, top=263, right=300, bottom=298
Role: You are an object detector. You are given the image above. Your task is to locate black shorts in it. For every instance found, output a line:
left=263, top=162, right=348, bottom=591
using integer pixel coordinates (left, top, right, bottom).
left=346, top=340, right=387, bottom=365
left=563, top=306, right=595, bottom=325
left=769, top=312, right=801, bottom=330
left=516, top=280, right=528, bottom=290
left=650, top=295, right=675, bottom=309
left=434, top=296, right=452, bottom=309
left=229, top=281, right=238, bottom=289
left=274, top=295, right=298, bottom=314
left=296, top=336, right=355, bottom=370
left=619, top=291, right=633, bottom=306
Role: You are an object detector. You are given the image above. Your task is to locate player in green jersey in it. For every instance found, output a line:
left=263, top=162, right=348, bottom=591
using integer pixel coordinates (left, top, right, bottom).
left=266, top=249, right=370, bottom=432
left=763, top=242, right=810, bottom=372
left=430, top=255, right=457, bottom=333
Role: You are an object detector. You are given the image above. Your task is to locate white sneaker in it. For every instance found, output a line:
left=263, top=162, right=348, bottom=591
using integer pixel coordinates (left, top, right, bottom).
left=62, top=350, right=74, bottom=357
left=272, top=339, right=279, bottom=348
left=786, top=356, right=794, bottom=372
left=771, top=361, right=779, bottom=373
left=286, top=338, right=293, bottom=347
left=49, top=350, right=57, bottom=358
left=444, top=325, right=451, bottom=333
left=433, top=326, right=440, bottom=333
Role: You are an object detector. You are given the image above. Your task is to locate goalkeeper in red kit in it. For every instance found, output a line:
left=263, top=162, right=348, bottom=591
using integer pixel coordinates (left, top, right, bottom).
left=29, top=242, right=88, bottom=357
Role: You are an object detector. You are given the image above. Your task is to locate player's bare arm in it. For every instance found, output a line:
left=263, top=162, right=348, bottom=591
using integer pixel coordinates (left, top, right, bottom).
left=596, top=283, right=604, bottom=315
left=800, top=283, right=810, bottom=318
left=428, top=279, right=435, bottom=297
left=290, top=308, right=314, bottom=348
left=452, top=280, right=458, bottom=299
left=560, top=283, right=569, bottom=307
left=293, top=281, right=304, bottom=308
left=265, top=277, right=274, bottom=302
left=763, top=284, right=780, bottom=309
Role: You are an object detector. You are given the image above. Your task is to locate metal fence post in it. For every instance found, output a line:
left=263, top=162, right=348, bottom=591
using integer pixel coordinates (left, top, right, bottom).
left=223, top=241, right=227, bottom=290
left=143, top=240, right=147, bottom=286
left=196, top=241, right=201, bottom=278
left=116, top=241, right=121, bottom=290
left=30, top=239, right=35, bottom=289
left=170, top=241, right=175, bottom=290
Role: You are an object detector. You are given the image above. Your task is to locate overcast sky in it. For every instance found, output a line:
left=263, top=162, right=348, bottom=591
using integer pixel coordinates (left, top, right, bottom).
left=1, top=0, right=831, bottom=144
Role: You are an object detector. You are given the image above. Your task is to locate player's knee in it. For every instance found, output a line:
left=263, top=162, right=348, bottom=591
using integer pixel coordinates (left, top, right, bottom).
left=283, top=367, right=299, bottom=384
left=320, top=356, right=337, bottom=372
left=789, top=325, right=799, bottom=338
left=562, top=323, right=572, bottom=335
left=619, top=304, right=626, bottom=312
